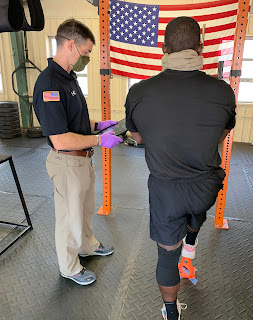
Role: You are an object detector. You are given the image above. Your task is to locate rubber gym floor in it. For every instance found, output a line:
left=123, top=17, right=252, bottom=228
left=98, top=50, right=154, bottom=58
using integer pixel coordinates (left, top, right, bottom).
left=0, top=133, right=252, bottom=320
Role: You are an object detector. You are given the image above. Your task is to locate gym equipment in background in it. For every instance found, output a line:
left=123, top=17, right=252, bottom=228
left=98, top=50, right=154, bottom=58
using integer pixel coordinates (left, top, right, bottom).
left=11, top=31, right=43, bottom=138
left=0, top=102, right=21, bottom=139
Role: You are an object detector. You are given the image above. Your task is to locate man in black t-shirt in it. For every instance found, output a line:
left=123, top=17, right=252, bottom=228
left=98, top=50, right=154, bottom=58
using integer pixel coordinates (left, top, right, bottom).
left=125, top=17, right=236, bottom=320
left=33, top=19, right=122, bottom=286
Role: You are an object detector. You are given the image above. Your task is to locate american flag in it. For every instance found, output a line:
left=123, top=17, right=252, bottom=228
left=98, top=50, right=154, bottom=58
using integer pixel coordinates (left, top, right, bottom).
left=43, top=91, right=60, bottom=102
left=110, top=0, right=240, bottom=79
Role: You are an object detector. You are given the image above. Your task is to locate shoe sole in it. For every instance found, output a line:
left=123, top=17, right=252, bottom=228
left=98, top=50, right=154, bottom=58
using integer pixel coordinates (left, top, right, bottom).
left=79, top=250, right=114, bottom=257
left=61, top=274, right=96, bottom=285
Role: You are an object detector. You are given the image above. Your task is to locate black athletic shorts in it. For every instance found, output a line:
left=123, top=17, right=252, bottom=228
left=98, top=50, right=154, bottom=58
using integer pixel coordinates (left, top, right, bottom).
left=148, top=168, right=225, bottom=246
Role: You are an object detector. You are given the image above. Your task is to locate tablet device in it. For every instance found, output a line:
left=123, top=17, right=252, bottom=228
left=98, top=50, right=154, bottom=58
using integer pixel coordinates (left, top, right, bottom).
left=92, top=118, right=127, bottom=136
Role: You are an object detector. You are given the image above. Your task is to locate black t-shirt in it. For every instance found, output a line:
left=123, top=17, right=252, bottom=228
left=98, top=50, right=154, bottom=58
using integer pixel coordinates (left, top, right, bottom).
left=125, top=69, right=236, bottom=180
left=33, top=58, right=91, bottom=148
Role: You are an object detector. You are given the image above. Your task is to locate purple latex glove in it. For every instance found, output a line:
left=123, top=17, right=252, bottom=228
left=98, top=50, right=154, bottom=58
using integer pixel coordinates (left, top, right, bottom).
left=98, top=120, right=118, bottom=131
left=100, top=131, right=123, bottom=149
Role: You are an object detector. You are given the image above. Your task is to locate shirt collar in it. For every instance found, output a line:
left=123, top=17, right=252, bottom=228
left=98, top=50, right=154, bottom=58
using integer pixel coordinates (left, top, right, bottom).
left=47, top=58, right=77, bottom=80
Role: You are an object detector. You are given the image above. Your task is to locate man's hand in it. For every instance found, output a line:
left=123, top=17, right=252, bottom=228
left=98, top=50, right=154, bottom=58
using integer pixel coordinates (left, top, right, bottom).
left=131, top=132, right=144, bottom=144
left=100, top=131, right=123, bottom=149
left=98, top=120, right=118, bottom=131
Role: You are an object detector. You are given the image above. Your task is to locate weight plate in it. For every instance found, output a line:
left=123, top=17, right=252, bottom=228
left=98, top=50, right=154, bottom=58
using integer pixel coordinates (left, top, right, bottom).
left=0, top=119, right=20, bottom=125
left=0, top=110, right=19, bottom=116
left=0, top=106, right=19, bottom=112
left=0, top=102, right=18, bottom=108
left=0, top=128, right=21, bottom=134
left=0, top=133, right=21, bottom=139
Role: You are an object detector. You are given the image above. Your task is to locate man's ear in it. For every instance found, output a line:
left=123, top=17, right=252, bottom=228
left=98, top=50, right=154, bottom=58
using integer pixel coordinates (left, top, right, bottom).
left=67, top=39, right=75, bottom=52
left=162, top=43, right=167, bottom=54
left=197, top=43, right=203, bottom=56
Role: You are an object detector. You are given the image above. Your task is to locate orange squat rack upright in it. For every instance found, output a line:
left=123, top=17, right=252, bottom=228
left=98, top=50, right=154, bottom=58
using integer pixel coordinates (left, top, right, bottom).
left=97, top=0, right=112, bottom=216
left=214, top=0, right=251, bottom=229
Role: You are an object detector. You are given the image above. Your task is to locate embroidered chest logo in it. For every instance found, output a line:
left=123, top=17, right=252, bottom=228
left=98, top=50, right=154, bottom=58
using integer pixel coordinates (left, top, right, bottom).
left=71, top=91, right=76, bottom=96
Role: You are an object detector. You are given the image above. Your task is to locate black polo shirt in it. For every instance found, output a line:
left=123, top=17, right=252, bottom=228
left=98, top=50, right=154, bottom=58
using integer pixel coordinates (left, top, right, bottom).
left=33, top=58, right=91, bottom=148
left=125, top=69, right=236, bottom=180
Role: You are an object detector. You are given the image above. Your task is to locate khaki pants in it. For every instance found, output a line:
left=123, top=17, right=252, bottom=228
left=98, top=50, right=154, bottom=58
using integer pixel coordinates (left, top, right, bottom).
left=46, top=150, right=99, bottom=276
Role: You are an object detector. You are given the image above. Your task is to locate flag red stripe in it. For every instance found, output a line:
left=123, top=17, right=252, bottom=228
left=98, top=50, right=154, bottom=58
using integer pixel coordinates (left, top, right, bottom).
left=157, top=35, right=235, bottom=47
left=204, top=35, right=235, bottom=46
left=223, top=72, right=231, bottom=78
left=112, top=68, right=150, bottom=79
left=159, top=9, right=237, bottom=24
left=111, top=68, right=230, bottom=79
left=159, top=0, right=238, bottom=11
left=110, top=46, right=163, bottom=59
left=203, top=47, right=234, bottom=58
left=111, top=57, right=162, bottom=71
left=203, top=60, right=232, bottom=70
left=158, top=23, right=236, bottom=36
left=110, top=45, right=234, bottom=60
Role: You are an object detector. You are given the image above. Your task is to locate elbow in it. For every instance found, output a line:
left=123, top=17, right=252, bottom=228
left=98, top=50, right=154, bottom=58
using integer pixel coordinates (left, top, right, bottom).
left=49, top=136, right=63, bottom=150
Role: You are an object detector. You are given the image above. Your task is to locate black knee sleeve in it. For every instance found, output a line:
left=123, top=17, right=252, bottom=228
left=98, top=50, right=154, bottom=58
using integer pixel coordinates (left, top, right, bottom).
left=156, top=244, right=182, bottom=287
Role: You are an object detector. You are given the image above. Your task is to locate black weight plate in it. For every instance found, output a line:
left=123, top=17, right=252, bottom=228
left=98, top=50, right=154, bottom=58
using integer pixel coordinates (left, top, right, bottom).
left=27, top=127, right=43, bottom=138
left=0, top=124, right=21, bottom=130
left=0, top=101, right=18, bottom=106
left=0, top=102, right=18, bottom=108
left=0, top=108, right=19, bottom=115
left=0, top=110, right=19, bottom=116
left=0, top=119, right=20, bottom=125
left=0, top=133, right=21, bottom=139
left=27, top=126, right=42, bottom=134
left=0, top=113, right=19, bottom=120
left=0, top=128, right=21, bottom=134
left=0, top=126, right=21, bottom=131
left=0, top=106, right=19, bottom=112
left=27, top=133, right=43, bottom=138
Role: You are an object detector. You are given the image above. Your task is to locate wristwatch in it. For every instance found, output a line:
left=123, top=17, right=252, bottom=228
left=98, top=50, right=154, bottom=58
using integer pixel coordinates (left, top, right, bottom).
left=96, top=135, right=100, bottom=146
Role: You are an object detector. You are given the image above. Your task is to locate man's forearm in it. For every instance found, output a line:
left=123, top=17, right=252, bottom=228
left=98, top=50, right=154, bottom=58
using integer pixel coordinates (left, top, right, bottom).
left=50, top=132, right=100, bottom=150
left=90, top=119, right=96, bottom=131
left=131, top=132, right=144, bottom=144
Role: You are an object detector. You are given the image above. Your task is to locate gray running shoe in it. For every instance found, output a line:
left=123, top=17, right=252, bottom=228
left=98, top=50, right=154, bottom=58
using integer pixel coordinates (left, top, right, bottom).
left=79, top=243, right=114, bottom=257
left=61, top=268, right=96, bottom=285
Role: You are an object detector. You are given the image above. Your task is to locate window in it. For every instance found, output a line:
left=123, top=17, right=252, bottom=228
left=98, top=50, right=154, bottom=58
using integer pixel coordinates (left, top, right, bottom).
left=238, top=38, right=253, bottom=103
left=48, top=36, right=88, bottom=96
left=128, top=78, right=141, bottom=90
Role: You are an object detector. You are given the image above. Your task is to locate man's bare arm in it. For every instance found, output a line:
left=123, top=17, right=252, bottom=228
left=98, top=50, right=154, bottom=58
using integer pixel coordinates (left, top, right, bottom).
left=50, top=132, right=99, bottom=150
left=90, top=120, right=96, bottom=131
left=219, top=129, right=231, bottom=144
left=131, top=132, right=144, bottom=144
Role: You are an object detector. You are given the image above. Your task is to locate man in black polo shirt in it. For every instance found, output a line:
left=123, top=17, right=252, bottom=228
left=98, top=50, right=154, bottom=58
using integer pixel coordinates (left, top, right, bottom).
left=125, top=17, right=236, bottom=320
left=33, top=19, right=122, bottom=286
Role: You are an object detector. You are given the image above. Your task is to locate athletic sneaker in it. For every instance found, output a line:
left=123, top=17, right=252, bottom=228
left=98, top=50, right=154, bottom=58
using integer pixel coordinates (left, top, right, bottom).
left=181, top=237, right=198, bottom=260
left=161, top=300, right=187, bottom=320
left=79, top=243, right=114, bottom=257
left=61, top=267, right=96, bottom=285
